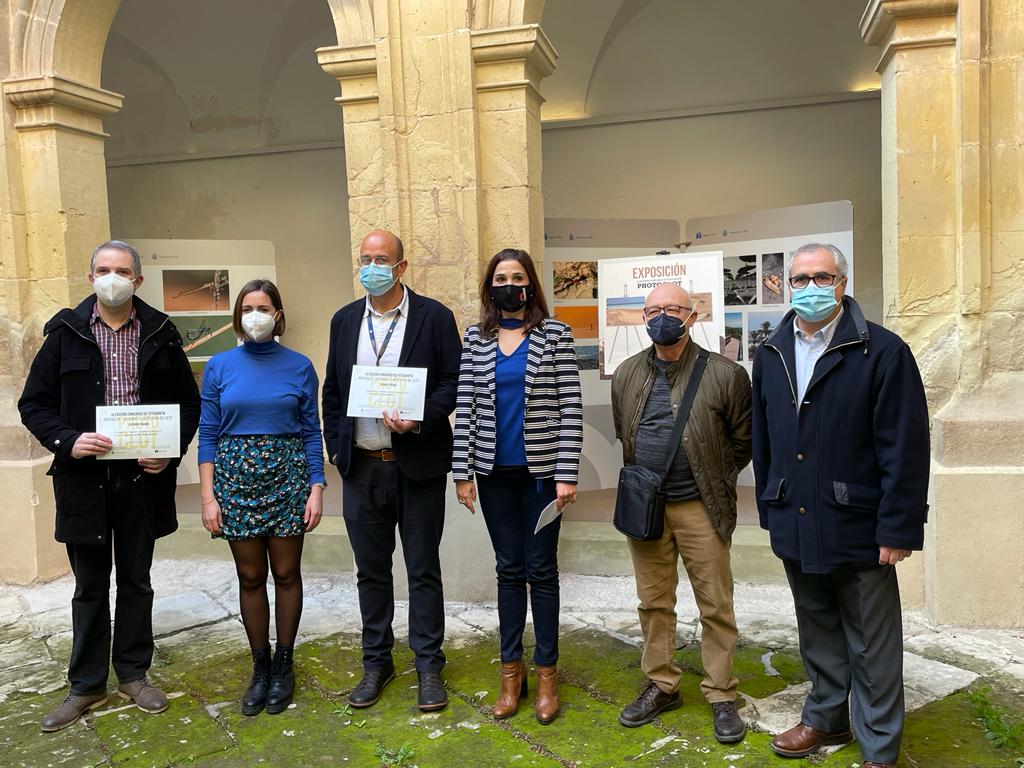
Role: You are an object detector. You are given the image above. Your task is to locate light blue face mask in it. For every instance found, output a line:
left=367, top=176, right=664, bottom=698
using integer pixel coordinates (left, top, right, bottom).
left=359, top=261, right=401, bottom=296
left=791, top=282, right=840, bottom=323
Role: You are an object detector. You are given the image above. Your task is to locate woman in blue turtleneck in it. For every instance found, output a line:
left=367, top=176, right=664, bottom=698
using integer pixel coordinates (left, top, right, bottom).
left=452, top=249, right=583, bottom=725
left=198, top=279, right=324, bottom=717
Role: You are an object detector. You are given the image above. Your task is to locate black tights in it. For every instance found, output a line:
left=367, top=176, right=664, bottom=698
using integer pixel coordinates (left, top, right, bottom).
left=229, top=535, right=305, bottom=651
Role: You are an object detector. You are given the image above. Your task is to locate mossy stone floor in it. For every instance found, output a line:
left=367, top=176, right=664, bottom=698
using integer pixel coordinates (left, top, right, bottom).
left=2, top=625, right=1021, bottom=768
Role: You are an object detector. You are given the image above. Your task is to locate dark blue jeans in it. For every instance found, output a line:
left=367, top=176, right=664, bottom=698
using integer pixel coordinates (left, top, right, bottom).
left=476, top=467, right=561, bottom=666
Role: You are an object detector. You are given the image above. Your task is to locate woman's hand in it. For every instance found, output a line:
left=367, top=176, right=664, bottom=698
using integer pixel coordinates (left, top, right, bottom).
left=305, top=485, right=324, bottom=532
left=455, top=479, right=477, bottom=514
left=555, top=482, right=577, bottom=511
left=201, top=498, right=223, bottom=534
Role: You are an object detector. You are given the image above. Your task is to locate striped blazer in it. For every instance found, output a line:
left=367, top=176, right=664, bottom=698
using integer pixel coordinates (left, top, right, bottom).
left=452, top=319, right=583, bottom=483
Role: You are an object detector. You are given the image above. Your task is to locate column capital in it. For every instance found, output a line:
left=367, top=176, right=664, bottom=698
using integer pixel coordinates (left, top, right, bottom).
left=471, top=24, right=557, bottom=89
left=861, top=0, right=959, bottom=70
left=316, top=43, right=379, bottom=110
left=2, top=75, right=123, bottom=138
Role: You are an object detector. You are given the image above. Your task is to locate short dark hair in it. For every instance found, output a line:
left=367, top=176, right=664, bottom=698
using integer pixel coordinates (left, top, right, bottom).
left=479, top=248, right=550, bottom=339
left=232, top=279, right=286, bottom=339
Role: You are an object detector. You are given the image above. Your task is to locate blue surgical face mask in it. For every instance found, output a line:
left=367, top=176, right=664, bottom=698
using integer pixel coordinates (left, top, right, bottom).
left=791, top=283, right=840, bottom=323
left=359, top=261, right=402, bottom=296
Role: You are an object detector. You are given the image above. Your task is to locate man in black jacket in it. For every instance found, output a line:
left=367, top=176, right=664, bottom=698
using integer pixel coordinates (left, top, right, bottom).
left=322, top=229, right=461, bottom=712
left=752, top=243, right=930, bottom=768
left=19, top=240, right=200, bottom=732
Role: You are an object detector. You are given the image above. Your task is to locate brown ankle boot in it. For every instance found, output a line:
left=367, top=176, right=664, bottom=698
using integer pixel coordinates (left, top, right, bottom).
left=492, top=659, right=527, bottom=719
left=534, top=665, right=559, bottom=724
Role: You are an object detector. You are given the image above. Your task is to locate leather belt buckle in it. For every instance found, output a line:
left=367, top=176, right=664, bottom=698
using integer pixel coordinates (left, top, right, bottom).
left=358, top=447, right=396, bottom=462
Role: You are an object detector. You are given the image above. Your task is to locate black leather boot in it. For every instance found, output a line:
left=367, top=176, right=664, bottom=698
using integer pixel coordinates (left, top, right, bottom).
left=265, top=645, right=295, bottom=714
left=242, top=645, right=272, bottom=716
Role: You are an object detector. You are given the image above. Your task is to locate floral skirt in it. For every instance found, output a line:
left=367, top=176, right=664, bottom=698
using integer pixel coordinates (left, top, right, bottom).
left=213, top=434, right=309, bottom=540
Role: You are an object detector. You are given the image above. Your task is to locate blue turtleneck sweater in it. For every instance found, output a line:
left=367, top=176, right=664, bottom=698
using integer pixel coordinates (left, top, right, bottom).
left=198, top=341, right=325, bottom=484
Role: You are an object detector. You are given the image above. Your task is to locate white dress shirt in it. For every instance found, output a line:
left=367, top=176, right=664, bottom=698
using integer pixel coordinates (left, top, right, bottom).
left=354, top=285, right=409, bottom=450
left=793, top=307, right=844, bottom=409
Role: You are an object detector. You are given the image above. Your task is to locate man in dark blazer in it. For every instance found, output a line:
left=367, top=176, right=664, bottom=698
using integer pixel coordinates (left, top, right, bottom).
left=19, top=240, right=200, bottom=732
left=322, top=229, right=461, bottom=712
left=752, top=243, right=930, bottom=768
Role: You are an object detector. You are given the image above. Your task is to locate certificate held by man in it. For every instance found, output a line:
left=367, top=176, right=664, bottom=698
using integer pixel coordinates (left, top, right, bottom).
left=347, top=364, right=428, bottom=421
left=95, top=404, right=181, bottom=460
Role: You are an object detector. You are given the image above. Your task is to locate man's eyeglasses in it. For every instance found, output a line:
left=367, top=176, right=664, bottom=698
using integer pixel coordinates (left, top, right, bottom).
left=358, top=255, right=395, bottom=267
left=788, top=272, right=841, bottom=290
left=642, top=305, right=692, bottom=321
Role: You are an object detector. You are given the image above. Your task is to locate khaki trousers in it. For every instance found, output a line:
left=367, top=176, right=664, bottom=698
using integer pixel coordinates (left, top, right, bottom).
left=627, top=498, right=739, bottom=702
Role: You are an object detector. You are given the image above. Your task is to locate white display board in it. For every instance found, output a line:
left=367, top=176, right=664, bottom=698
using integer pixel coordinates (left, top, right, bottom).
left=685, top=201, right=854, bottom=373
left=597, top=252, right=725, bottom=379
left=126, top=238, right=278, bottom=484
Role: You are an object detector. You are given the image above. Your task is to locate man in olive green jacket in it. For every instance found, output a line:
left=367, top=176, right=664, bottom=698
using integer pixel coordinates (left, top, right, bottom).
left=611, top=282, right=752, bottom=744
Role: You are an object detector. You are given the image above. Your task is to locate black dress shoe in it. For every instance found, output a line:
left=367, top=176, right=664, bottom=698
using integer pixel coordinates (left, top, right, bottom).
left=265, top=646, right=295, bottom=715
left=711, top=701, right=746, bottom=743
left=348, top=662, right=397, bottom=708
left=417, top=671, right=448, bottom=711
left=619, top=681, right=682, bottom=727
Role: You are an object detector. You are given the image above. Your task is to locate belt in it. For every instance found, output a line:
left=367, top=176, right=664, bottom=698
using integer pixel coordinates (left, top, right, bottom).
left=356, top=447, right=396, bottom=462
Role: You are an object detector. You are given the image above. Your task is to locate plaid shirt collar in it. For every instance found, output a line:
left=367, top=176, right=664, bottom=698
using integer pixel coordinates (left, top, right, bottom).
left=90, top=302, right=139, bottom=332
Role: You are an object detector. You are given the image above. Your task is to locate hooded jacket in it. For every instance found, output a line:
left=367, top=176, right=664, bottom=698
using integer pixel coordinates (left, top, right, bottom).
left=751, top=295, right=930, bottom=573
left=18, top=294, right=201, bottom=545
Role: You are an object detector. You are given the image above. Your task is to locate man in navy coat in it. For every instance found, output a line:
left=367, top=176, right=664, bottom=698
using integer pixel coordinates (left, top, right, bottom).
left=322, top=229, right=461, bottom=713
left=751, top=243, right=929, bottom=768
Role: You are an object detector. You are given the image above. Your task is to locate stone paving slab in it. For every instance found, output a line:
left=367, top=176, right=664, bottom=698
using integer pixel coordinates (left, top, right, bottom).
left=0, top=562, right=1022, bottom=767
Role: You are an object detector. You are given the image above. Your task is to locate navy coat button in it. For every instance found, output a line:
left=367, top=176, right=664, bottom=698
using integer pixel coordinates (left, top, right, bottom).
left=799, top=506, right=807, bottom=515
left=797, top=453, right=805, bottom=462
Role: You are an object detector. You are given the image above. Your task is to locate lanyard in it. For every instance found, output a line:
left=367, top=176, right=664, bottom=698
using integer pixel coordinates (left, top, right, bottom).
left=367, top=311, right=401, bottom=366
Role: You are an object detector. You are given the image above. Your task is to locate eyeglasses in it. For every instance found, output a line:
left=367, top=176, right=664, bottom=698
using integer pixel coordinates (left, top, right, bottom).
left=788, top=272, right=841, bottom=289
left=642, top=305, right=692, bottom=321
left=358, top=255, right=396, bottom=267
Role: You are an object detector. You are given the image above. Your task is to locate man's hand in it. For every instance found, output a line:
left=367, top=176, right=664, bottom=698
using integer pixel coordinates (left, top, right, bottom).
left=455, top=480, right=476, bottom=514
left=71, top=432, right=112, bottom=459
left=879, top=546, right=912, bottom=566
left=138, top=457, right=170, bottom=474
left=382, top=410, right=420, bottom=434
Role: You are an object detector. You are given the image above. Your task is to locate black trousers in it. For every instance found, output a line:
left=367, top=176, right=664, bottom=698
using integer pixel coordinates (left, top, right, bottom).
left=65, top=466, right=155, bottom=694
left=785, top=560, right=904, bottom=765
left=342, top=452, right=446, bottom=673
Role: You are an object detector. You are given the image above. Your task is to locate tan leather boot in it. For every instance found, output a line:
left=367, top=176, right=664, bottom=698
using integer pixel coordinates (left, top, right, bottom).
left=534, top=665, right=559, bottom=724
left=492, top=659, right=527, bottom=719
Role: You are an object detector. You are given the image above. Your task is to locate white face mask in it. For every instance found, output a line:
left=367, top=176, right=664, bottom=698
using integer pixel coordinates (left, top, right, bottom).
left=241, top=311, right=277, bottom=342
left=93, top=273, right=136, bottom=307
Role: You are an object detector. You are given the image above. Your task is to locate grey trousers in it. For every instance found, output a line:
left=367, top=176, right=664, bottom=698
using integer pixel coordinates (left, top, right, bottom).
left=784, top=561, right=904, bottom=765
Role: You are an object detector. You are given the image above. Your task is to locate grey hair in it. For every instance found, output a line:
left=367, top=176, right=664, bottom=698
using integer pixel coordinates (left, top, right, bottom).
left=788, top=243, right=847, bottom=278
left=91, top=240, right=142, bottom=275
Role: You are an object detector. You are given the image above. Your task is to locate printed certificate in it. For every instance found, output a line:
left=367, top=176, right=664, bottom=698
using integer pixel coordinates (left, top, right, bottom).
left=347, top=365, right=427, bottom=421
left=96, top=404, right=181, bottom=460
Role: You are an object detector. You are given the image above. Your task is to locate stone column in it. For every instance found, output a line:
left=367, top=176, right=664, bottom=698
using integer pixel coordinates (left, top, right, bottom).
left=318, top=1, right=555, bottom=329
left=862, top=0, right=1024, bottom=626
left=0, top=74, right=122, bottom=582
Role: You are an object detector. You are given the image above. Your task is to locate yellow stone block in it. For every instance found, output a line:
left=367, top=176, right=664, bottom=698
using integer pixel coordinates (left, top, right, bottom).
left=989, top=144, right=1024, bottom=234
left=893, top=68, right=955, bottom=154
left=987, top=58, right=1020, bottom=145
left=895, top=235, right=956, bottom=314
left=895, top=153, right=956, bottom=237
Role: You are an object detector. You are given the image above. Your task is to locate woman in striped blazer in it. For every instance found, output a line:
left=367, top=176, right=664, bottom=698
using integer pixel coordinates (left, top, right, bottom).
left=453, top=248, right=583, bottom=725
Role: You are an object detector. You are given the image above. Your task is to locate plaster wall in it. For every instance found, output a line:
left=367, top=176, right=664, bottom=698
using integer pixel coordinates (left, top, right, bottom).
left=106, top=149, right=352, bottom=375
left=542, top=98, right=884, bottom=321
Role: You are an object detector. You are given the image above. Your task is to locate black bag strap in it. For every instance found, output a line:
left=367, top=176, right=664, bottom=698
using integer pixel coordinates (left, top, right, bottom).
left=662, top=347, right=709, bottom=477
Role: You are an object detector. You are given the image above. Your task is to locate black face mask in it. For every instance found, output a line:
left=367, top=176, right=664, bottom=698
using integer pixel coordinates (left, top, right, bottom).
left=646, top=313, right=687, bottom=346
left=490, top=283, right=534, bottom=313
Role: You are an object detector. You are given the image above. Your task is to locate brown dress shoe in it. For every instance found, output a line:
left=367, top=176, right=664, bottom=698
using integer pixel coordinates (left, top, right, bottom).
left=534, top=665, right=559, bottom=725
left=771, top=722, right=853, bottom=757
left=492, top=659, right=527, bottom=719
left=40, top=691, right=107, bottom=732
left=117, top=677, right=169, bottom=714
left=862, top=763, right=894, bottom=768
